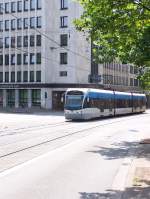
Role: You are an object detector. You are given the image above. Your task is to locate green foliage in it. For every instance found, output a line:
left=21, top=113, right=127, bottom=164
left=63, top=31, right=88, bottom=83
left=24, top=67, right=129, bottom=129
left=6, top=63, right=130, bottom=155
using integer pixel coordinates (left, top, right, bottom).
left=138, top=69, right=150, bottom=90
left=74, top=0, right=150, bottom=89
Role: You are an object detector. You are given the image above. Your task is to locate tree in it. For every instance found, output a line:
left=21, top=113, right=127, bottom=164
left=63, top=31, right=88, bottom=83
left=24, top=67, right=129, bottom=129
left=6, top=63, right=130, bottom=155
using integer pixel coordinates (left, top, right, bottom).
left=74, top=0, right=150, bottom=89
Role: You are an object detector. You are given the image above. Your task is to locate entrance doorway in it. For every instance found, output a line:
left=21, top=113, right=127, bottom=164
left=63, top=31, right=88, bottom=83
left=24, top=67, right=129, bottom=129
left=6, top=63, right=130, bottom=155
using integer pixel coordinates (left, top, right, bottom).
left=52, top=91, right=65, bottom=111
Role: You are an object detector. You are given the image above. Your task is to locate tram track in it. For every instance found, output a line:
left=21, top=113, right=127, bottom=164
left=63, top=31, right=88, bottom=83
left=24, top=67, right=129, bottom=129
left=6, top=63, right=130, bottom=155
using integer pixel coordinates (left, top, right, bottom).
left=0, top=112, right=148, bottom=160
left=0, top=121, right=68, bottom=137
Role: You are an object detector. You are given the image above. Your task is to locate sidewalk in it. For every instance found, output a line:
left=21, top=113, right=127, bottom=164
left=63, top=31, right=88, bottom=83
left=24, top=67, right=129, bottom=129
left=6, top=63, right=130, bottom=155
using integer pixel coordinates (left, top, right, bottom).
left=121, top=137, right=150, bottom=198
left=0, top=107, right=64, bottom=115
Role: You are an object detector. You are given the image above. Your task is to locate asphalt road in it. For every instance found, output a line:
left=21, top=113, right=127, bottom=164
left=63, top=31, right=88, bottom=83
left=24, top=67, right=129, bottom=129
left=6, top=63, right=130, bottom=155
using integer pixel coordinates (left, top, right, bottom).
left=0, top=110, right=149, bottom=199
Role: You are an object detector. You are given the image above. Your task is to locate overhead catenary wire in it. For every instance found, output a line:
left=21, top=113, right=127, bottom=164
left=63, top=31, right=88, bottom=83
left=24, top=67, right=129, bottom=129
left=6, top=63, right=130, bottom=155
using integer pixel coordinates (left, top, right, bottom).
left=0, top=5, right=91, bottom=62
left=0, top=39, right=91, bottom=73
left=0, top=5, right=91, bottom=73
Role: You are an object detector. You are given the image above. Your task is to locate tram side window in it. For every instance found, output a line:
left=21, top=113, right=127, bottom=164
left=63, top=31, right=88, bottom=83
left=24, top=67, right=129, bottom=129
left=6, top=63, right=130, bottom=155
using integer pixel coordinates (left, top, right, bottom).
left=139, top=98, right=144, bottom=108
left=83, top=97, right=114, bottom=111
left=116, top=99, right=122, bottom=108
left=99, top=99, right=105, bottom=111
left=92, top=98, right=108, bottom=111
left=83, top=97, right=105, bottom=111
left=89, top=98, right=100, bottom=109
left=106, top=98, right=114, bottom=109
left=116, top=99, right=128, bottom=108
left=125, top=99, right=131, bottom=108
left=129, top=99, right=132, bottom=107
left=133, top=99, right=138, bottom=108
left=83, top=98, right=89, bottom=108
left=83, top=97, right=94, bottom=108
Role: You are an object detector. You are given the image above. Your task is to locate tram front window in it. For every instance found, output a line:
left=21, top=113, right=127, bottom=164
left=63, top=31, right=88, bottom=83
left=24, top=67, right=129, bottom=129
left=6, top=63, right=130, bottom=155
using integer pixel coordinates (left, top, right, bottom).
left=65, top=95, right=84, bottom=110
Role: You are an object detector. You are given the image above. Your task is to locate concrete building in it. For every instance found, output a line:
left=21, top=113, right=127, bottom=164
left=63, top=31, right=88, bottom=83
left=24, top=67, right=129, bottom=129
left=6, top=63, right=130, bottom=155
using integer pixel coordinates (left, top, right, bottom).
left=0, top=0, right=142, bottom=111
left=98, top=62, right=141, bottom=92
left=0, top=0, right=92, bottom=110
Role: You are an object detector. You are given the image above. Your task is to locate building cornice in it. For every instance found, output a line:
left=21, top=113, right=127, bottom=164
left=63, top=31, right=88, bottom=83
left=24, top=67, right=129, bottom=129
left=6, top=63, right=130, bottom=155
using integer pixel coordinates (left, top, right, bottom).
left=0, top=83, right=104, bottom=89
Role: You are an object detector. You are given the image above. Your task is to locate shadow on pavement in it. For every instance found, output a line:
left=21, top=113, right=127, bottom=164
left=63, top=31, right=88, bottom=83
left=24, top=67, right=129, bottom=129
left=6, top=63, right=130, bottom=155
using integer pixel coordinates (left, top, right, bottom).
left=87, top=141, right=150, bottom=161
left=87, top=141, right=140, bottom=160
left=83, top=141, right=150, bottom=198
left=79, top=186, right=150, bottom=199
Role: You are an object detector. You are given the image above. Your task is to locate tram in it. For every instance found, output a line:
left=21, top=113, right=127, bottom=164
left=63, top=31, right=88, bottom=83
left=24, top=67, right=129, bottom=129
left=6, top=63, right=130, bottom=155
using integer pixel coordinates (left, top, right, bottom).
left=64, top=88, right=146, bottom=120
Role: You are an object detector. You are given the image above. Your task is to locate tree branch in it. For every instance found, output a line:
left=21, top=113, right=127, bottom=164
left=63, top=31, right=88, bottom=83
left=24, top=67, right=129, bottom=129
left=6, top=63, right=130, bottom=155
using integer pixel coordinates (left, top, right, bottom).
left=133, top=0, right=150, bottom=12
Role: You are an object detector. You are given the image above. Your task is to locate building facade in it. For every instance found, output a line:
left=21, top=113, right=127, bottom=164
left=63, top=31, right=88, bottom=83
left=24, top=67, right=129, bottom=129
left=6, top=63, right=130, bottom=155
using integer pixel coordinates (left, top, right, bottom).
left=0, top=0, right=142, bottom=111
left=98, top=62, right=141, bottom=92
left=0, top=0, right=91, bottom=110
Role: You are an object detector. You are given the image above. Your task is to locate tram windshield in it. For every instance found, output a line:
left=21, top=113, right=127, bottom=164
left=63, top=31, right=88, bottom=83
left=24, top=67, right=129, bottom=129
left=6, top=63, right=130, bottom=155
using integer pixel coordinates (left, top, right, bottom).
left=65, top=91, right=84, bottom=110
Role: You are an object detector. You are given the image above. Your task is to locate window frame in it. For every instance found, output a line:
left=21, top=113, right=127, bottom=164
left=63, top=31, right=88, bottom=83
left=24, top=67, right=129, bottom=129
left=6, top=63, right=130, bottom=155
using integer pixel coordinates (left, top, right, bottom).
left=60, top=16, right=68, bottom=28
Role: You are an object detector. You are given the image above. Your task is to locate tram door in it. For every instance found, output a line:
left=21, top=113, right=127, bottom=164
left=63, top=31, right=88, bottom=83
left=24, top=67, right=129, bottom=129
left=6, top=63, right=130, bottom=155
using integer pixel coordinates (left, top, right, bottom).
left=52, top=91, right=65, bottom=111
left=7, top=89, right=15, bottom=107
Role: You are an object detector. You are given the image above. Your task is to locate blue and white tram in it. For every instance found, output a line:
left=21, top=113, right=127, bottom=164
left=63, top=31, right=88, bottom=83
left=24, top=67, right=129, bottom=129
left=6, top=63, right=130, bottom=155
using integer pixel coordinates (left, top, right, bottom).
left=64, top=88, right=146, bottom=120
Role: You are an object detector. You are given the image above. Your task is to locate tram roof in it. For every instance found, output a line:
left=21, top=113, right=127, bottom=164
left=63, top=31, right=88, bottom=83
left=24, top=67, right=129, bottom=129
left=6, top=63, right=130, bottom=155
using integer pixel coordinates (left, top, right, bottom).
left=66, top=88, right=114, bottom=94
left=66, top=88, right=146, bottom=98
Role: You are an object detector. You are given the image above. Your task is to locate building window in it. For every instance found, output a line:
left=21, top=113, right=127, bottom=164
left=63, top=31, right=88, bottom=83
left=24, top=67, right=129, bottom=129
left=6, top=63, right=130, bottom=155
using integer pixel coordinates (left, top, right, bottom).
left=60, top=16, right=68, bottom=28
left=24, top=36, right=28, bottom=47
left=5, top=72, right=9, bottom=82
left=11, top=54, right=15, bottom=65
left=36, top=35, right=41, bottom=46
left=17, top=18, right=22, bottom=29
left=60, top=52, right=67, bottom=64
left=17, top=36, right=22, bottom=47
left=17, top=71, right=21, bottom=82
left=24, top=18, right=28, bottom=29
left=134, top=79, right=138, bottom=87
left=23, top=71, right=28, bottom=82
left=5, top=20, right=9, bottom=31
left=5, top=3, right=9, bottom=13
left=61, top=0, right=68, bottom=9
left=5, top=54, right=9, bottom=65
left=0, top=38, right=3, bottom=48
left=130, top=65, right=134, bottom=74
left=17, top=54, right=22, bottom=65
left=37, top=0, right=41, bottom=9
left=30, top=53, right=35, bottom=64
left=24, top=0, right=28, bottom=11
left=37, top=53, right=41, bottom=64
left=11, top=72, right=15, bottom=82
left=24, top=53, right=28, bottom=65
left=60, top=34, right=68, bottom=46
left=17, top=1, right=22, bottom=12
left=30, top=0, right=35, bottom=10
left=11, top=19, right=16, bottom=30
left=0, top=55, right=3, bottom=65
left=0, top=3, right=3, bottom=14
left=11, top=2, right=16, bottom=13
left=19, top=89, right=28, bottom=106
left=11, top=37, right=15, bottom=48
left=60, top=71, right=67, bottom=76
left=0, top=21, right=3, bottom=31
left=32, top=89, right=41, bottom=106
left=37, top=16, right=41, bottom=28
left=5, top=37, right=9, bottom=48
left=0, top=72, right=3, bottom=82
left=134, top=67, right=138, bottom=74
left=30, top=71, right=34, bottom=82
left=30, top=35, right=35, bottom=46
left=36, top=71, right=41, bottom=82
left=30, top=17, right=35, bottom=28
